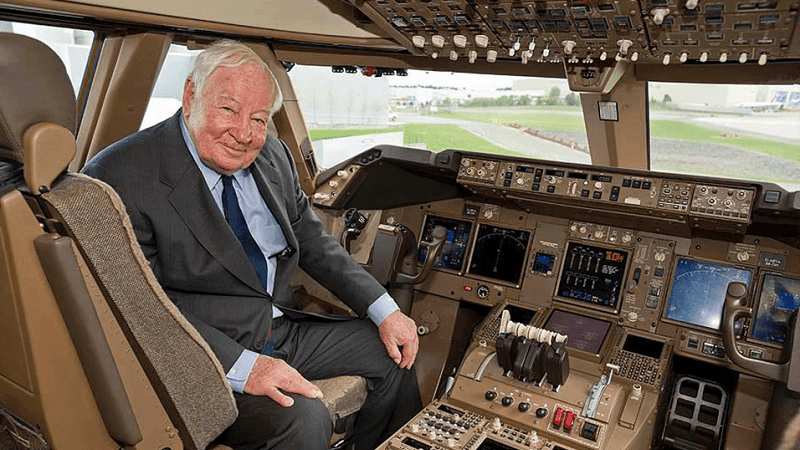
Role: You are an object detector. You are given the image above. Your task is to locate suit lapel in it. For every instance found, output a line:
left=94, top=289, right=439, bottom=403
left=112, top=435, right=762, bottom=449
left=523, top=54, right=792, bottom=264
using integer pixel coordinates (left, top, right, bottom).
left=159, top=112, right=266, bottom=295
left=249, top=146, right=298, bottom=252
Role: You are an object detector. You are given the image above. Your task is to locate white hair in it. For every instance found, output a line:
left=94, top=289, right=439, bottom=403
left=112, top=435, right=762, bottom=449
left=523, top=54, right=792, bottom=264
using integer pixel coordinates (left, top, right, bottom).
left=187, top=39, right=283, bottom=129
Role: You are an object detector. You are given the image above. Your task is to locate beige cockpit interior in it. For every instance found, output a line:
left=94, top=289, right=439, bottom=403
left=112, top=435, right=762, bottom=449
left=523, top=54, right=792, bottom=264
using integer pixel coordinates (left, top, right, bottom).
left=0, top=0, right=799, bottom=449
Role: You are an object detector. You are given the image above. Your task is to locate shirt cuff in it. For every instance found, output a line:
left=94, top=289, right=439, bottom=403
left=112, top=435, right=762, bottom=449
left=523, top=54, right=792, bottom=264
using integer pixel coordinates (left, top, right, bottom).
left=226, top=349, right=259, bottom=393
left=367, top=293, right=400, bottom=326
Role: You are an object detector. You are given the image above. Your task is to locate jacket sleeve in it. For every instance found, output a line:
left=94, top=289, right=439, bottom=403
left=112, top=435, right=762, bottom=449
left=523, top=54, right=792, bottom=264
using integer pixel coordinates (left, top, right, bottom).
left=279, top=142, right=388, bottom=318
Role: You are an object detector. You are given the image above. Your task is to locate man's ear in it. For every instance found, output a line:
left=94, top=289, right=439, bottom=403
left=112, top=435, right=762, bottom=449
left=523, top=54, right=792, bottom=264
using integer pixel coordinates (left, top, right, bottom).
left=182, top=78, right=195, bottom=118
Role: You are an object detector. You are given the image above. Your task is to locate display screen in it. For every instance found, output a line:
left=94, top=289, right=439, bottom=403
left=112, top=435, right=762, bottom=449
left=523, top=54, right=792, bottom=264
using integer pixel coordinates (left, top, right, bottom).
left=557, top=242, right=628, bottom=309
left=623, top=334, right=665, bottom=359
left=665, top=258, right=752, bottom=330
left=468, top=224, right=530, bottom=284
left=751, top=275, right=800, bottom=344
left=476, top=438, right=516, bottom=450
left=418, top=215, right=472, bottom=271
left=544, top=309, right=612, bottom=355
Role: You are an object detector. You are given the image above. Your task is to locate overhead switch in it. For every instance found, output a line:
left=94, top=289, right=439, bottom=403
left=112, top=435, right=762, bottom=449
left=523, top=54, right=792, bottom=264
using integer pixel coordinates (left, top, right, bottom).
left=758, top=53, right=768, bottom=65
left=449, top=50, right=458, bottom=61
left=680, top=52, right=688, bottom=63
left=412, top=35, right=426, bottom=48
left=453, top=34, right=467, bottom=48
left=719, top=52, right=728, bottom=62
left=631, top=51, right=639, bottom=62
left=686, top=0, right=699, bottom=9
left=739, top=52, right=748, bottom=63
left=431, top=35, right=445, bottom=48
left=600, top=51, right=608, bottom=61
left=700, top=51, right=709, bottom=62
left=562, top=40, right=577, bottom=55
left=487, top=50, right=498, bottom=63
left=617, top=39, right=633, bottom=56
left=662, top=53, right=671, bottom=65
left=475, top=34, right=489, bottom=48
left=651, top=8, right=670, bottom=25
left=469, top=50, right=478, bottom=63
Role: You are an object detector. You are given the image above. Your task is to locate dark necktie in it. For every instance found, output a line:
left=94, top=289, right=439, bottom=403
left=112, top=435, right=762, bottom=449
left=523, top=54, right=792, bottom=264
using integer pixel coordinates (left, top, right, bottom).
left=221, top=176, right=268, bottom=290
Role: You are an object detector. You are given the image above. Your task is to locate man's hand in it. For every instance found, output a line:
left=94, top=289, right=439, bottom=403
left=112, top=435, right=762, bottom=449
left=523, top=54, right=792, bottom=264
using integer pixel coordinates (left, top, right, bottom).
left=378, top=310, right=419, bottom=369
left=244, top=355, right=323, bottom=407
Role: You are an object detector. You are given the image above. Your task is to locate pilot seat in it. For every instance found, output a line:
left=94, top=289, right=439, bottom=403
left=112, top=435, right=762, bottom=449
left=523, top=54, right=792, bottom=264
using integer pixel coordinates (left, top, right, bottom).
left=0, top=32, right=366, bottom=450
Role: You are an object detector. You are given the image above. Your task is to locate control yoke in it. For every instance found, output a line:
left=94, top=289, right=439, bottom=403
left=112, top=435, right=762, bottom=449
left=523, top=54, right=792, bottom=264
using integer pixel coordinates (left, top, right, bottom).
left=339, top=208, right=368, bottom=254
left=392, top=224, right=447, bottom=285
left=722, top=282, right=800, bottom=392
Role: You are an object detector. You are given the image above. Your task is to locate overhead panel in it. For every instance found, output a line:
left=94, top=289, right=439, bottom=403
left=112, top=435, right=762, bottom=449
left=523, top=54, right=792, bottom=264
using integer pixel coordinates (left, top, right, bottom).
left=356, top=0, right=800, bottom=68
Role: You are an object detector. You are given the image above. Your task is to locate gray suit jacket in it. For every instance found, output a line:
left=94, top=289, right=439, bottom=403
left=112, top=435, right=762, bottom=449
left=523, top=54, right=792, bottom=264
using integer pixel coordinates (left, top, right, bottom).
left=83, top=111, right=386, bottom=371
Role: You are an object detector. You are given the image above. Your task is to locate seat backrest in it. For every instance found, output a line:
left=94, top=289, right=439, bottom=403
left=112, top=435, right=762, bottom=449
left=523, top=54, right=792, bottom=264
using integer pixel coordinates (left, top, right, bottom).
left=0, top=33, right=236, bottom=450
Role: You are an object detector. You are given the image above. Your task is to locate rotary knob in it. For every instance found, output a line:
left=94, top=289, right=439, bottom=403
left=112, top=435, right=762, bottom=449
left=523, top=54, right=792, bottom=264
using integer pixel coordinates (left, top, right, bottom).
left=535, top=407, right=548, bottom=418
left=518, top=402, right=531, bottom=412
left=485, top=390, right=498, bottom=401
left=501, top=396, right=514, bottom=407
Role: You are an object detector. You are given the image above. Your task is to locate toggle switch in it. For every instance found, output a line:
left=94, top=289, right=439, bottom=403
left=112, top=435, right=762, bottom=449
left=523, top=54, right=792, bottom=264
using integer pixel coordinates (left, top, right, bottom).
left=651, top=8, right=670, bottom=25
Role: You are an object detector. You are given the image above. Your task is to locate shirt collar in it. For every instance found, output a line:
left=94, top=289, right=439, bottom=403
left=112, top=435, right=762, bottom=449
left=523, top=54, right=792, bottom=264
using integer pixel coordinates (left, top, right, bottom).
left=180, top=113, right=249, bottom=190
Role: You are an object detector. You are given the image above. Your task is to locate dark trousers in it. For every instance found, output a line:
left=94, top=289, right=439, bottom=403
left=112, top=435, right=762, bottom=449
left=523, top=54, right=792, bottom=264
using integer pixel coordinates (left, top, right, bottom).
left=217, top=317, right=422, bottom=450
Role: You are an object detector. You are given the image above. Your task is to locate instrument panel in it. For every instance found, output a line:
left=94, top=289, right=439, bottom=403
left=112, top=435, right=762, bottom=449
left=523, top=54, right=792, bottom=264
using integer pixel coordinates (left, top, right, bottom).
left=315, top=147, right=800, bottom=450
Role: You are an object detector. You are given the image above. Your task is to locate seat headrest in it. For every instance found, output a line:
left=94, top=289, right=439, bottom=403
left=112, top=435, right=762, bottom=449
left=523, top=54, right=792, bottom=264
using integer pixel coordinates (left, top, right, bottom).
left=0, top=33, right=76, bottom=165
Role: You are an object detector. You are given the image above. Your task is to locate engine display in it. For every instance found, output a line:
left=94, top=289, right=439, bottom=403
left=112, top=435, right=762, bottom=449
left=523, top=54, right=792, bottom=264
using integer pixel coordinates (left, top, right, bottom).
left=419, top=215, right=473, bottom=272
left=751, top=274, right=800, bottom=345
left=468, top=224, right=530, bottom=285
left=557, top=242, right=628, bottom=309
left=544, top=309, right=612, bottom=355
left=665, top=258, right=752, bottom=330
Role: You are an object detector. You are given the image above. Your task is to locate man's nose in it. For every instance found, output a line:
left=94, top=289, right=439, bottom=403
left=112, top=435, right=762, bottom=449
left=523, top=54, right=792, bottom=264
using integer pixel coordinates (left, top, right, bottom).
left=231, top=115, right=253, bottom=144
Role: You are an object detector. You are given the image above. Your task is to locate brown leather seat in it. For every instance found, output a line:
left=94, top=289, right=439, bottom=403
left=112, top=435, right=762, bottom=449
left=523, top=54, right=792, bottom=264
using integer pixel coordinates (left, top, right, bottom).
left=0, top=32, right=365, bottom=450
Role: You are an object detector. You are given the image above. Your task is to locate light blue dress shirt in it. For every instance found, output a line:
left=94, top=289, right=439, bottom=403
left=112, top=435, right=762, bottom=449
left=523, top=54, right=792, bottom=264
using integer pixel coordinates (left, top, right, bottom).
left=179, top=117, right=398, bottom=392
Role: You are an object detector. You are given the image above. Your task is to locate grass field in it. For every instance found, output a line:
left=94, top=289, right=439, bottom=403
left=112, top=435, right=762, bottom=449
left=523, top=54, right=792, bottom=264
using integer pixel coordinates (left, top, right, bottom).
left=433, top=109, right=800, bottom=163
left=309, top=124, right=525, bottom=157
left=649, top=120, right=799, bottom=162
left=434, top=110, right=587, bottom=133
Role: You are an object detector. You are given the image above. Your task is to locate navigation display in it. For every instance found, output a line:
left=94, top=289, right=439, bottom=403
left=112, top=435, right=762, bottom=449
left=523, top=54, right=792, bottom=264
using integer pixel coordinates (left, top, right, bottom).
left=419, top=215, right=472, bottom=271
left=557, top=242, right=628, bottom=309
left=468, top=224, right=530, bottom=284
left=544, top=309, right=612, bottom=355
left=751, top=275, right=800, bottom=345
left=665, top=258, right=752, bottom=330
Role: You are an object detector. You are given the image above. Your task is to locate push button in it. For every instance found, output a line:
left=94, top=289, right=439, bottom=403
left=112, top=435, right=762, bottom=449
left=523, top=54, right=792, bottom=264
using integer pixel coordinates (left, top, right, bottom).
left=581, top=422, right=599, bottom=441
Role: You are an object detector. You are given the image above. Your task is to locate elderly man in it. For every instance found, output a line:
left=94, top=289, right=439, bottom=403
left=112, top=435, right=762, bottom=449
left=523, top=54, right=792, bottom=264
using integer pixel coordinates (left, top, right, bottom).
left=83, top=40, right=421, bottom=449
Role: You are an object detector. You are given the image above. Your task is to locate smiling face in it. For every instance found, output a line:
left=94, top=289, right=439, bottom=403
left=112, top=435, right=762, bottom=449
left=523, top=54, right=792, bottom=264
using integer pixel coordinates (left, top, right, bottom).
left=182, top=62, right=273, bottom=176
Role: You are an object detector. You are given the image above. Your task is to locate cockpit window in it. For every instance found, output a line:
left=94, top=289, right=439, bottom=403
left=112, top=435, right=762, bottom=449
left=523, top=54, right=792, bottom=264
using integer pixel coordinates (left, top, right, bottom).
left=288, top=65, right=591, bottom=170
left=1, top=21, right=94, bottom=118
left=649, top=82, right=800, bottom=191
left=141, top=44, right=201, bottom=130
